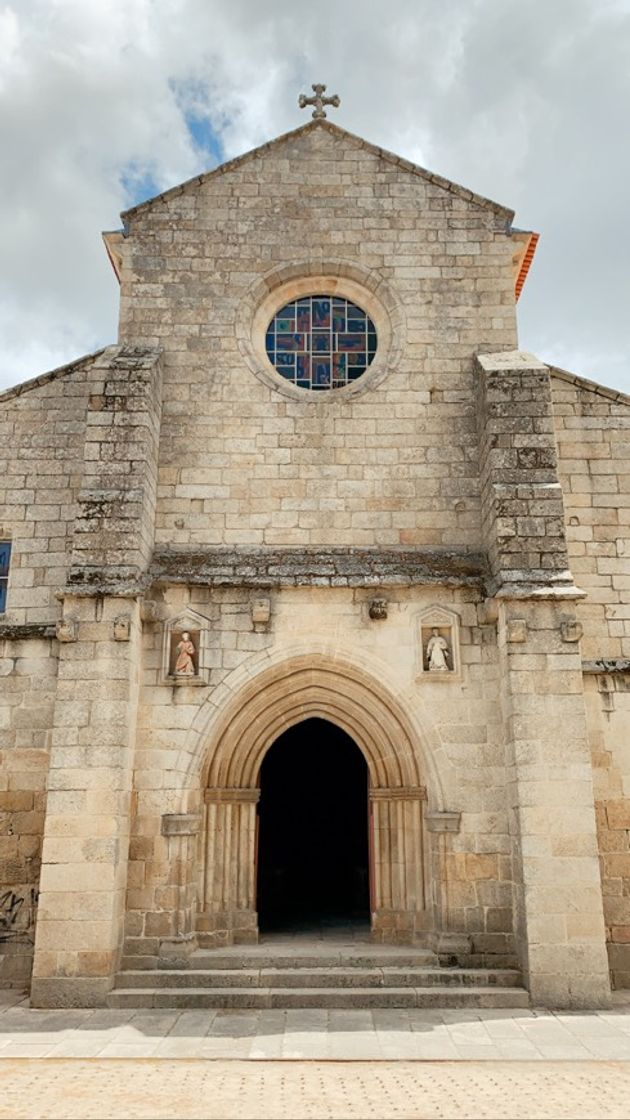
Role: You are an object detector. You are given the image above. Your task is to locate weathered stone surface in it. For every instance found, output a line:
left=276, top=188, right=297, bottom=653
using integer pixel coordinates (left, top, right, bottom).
left=0, top=623, right=56, bottom=640
left=149, top=546, right=488, bottom=589
left=0, top=119, right=628, bottom=1004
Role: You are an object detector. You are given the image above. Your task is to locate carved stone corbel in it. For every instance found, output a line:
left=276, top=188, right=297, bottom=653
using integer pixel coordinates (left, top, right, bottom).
left=251, top=597, right=271, bottom=632
left=55, top=617, right=78, bottom=643
left=113, top=615, right=131, bottom=641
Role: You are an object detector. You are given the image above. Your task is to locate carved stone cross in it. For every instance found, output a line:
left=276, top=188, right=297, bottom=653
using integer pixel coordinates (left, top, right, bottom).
left=298, top=83, right=340, bottom=120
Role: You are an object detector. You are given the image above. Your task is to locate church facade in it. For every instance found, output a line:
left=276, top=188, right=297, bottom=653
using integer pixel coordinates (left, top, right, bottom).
left=1, top=118, right=629, bottom=1009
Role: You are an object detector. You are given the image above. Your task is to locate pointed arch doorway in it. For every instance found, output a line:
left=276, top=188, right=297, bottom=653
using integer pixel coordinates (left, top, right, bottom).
left=257, top=718, right=370, bottom=931
left=198, top=654, right=431, bottom=946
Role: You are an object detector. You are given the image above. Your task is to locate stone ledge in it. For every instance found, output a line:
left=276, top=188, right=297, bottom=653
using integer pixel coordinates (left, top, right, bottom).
left=583, top=659, right=630, bottom=675
left=476, top=349, right=548, bottom=373
left=161, top=675, right=208, bottom=687
left=64, top=569, right=146, bottom=595
left=493, top=581, right=586, bottom=600
left=149, top=546, right=488, bottom=589
left=0, top=622, right=56, bottom=640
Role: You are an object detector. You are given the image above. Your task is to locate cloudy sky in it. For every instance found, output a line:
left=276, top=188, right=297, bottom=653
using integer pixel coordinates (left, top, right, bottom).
left=1, top=0, right=629, bottom=393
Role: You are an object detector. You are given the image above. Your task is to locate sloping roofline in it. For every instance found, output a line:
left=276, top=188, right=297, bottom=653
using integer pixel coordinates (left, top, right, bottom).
left=0, top=348, right=106, bottom=406
left=3, top=347, right=627, bottom=410
left=514, top=231, right=539, bottom=301
left=120, top=118, right=516, bottom=224
left=549, top=365, right=630, bottom=407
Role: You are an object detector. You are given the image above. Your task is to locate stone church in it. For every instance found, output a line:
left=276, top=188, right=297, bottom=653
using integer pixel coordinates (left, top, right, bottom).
left=1, top=106, right=629, bottom=1011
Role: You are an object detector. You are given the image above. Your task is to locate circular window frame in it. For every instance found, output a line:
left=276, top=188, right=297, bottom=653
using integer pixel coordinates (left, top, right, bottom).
left=265, top=293, right=377, bottom=394
left=237, top=262, right=404, bottom=401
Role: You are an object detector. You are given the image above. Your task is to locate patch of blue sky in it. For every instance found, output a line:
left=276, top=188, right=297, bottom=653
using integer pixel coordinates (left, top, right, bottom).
left=170, top=77, right=224, bottom=169
left=120, top=162, right=162, bottom=208
left=184, top=111, right=223, bottom=166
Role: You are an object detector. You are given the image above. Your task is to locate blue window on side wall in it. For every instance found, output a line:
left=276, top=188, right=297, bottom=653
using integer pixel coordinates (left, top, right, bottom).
left=0, top=542, right=11, bottom=613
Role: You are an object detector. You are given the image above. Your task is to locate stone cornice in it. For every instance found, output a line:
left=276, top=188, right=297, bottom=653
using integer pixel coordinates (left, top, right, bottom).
left=493, top=582, right=586, bottom=601
left=582, top=659, right=630, bottom=675
left=0, top=622, right=56, bottom=640
left=148, top=546, right=488, bottom=590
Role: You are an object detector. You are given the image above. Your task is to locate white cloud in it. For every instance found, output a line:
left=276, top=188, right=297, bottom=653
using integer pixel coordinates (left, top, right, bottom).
left=1, top=0, right=628, bottom=391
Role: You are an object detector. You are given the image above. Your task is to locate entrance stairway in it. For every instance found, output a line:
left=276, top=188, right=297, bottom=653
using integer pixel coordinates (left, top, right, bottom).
left=108, top=935, right=529, bottom=1010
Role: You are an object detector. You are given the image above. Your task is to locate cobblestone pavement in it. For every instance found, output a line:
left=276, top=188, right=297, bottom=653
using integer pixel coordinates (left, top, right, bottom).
left=1, top=1058, right=630, bottom=1119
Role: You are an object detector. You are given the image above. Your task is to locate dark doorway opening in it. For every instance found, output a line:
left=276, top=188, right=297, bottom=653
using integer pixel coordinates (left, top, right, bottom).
left=257, top=718, right=370, bottom=931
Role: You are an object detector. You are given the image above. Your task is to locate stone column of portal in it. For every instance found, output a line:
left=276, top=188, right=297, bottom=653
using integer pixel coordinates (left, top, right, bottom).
left=425, top=810, right=471, bottom=964
left=199, top=789, right=259, bottom=946
left=158, top=813, right=202, bottom=967
left=476, top=351, right=610, bottom=1008
left=370, top=788, right=427, bottom=944
left=31, top=345, right=163, bottom=1006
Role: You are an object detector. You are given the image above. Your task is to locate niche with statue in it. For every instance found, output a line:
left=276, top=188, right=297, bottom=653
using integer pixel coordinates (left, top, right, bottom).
left=417, top=606, right=461, bottom=681
left=162, top=609, right=211, bottom=686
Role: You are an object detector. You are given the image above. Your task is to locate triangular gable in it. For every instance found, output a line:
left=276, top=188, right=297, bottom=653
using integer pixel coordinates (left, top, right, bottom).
left=120, top=119, right=515, bottom=224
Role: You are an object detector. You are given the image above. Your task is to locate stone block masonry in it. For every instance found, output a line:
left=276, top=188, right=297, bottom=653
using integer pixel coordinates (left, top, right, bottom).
left=497, top=598, right=610, bottom=1007
left=0, top=119, right=627, bottom=1008
left=30, top=595, right=142, bottom=1007
left=552, top=371, right=630, bottom=989
left=475, top=352, right=575, bottom=595
left=118, top=123, right=519, bottom=552
left=68, top=346, right=164, bottom=590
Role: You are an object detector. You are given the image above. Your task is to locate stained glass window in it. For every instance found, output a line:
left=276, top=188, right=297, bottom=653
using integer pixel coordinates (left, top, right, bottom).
left=0, top=542, right=10, bottom=613
left=265, top=296, right=377, bottom=390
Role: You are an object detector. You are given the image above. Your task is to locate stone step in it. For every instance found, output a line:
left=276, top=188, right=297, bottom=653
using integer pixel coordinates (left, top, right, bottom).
left=187, top=949, right=439, bottom=970
left=115, top=967, right=523, bottom=990
left=107, top=985, right=530, bottom=1010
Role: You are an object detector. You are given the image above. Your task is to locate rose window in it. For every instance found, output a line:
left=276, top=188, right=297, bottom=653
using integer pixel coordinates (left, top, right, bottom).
left=265, top=295, right=377, bottom=390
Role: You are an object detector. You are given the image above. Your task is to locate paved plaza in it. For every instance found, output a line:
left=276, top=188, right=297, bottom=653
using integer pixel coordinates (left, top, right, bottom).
left=2, top=990, right=630, bottom=1061
left=0, top=990, right=629, bottom=1118
left=2, top=1058, right=630, bottom=1119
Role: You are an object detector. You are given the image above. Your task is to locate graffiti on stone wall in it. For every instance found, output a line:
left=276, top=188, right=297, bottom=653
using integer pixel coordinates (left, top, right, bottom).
left=0, top=889, right=38, bottom=943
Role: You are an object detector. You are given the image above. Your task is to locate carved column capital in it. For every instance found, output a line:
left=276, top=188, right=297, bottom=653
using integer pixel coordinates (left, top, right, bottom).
left=204, top=787, right=260, bottom=804
left=369, top=786, right=427, bottom=801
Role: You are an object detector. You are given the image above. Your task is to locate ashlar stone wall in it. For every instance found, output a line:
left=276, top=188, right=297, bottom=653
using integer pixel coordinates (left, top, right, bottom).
left=0, top=343, right=163, bottom=990
left=551, top=371, right=630, bottom=988
left=123, top=582, right=517, bottom=969
left=0, top=358, right=96, bottom=984
left=0, top=356, right=96, bottom=623
left=1, top=119, right=626, bottom=1008
left=116, top=121, right=520, bottom=551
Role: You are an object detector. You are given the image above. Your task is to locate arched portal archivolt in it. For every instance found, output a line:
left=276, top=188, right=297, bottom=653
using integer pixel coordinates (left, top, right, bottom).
left=197, top=654, right=433, bottom=947
left=203, top=654, right=424, bottom=792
